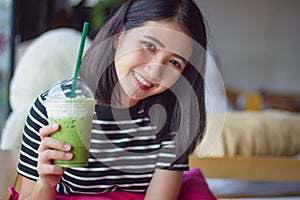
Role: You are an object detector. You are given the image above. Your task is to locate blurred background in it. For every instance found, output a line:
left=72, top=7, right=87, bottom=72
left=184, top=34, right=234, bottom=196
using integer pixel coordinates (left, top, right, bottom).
left=197, top=0, right=300, bottom=112
left=0, top=0, right=300, bottom=142
left=0, top=0, right=122, bottom=142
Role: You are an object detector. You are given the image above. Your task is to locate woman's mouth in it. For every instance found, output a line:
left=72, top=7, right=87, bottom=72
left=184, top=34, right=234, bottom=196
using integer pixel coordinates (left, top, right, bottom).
left=132, top=71, right=153, bottom=90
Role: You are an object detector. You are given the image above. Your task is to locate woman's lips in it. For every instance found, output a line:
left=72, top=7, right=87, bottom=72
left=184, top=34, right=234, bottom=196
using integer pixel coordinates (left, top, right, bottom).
left=132, top=71, right=153, bottom=91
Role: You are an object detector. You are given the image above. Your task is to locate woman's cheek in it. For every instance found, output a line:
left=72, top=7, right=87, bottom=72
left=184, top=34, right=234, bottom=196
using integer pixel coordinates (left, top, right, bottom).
left=131, top=49, right=148, bottom=62
left=159, top=67, right=182, bottom=88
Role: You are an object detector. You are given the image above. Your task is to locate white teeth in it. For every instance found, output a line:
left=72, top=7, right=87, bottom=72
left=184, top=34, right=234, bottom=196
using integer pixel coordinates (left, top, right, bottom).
left=133, top=71, right=152, bottom=87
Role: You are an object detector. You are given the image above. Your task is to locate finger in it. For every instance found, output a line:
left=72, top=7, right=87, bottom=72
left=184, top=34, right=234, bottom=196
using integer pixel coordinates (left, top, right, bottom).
left=37, top=163, right=65, bottom=176
left=39, top=124, right=60, bottom=140
left=38, top=137, right=71, bottom=153
left=39, top=149, right=73, bottom=164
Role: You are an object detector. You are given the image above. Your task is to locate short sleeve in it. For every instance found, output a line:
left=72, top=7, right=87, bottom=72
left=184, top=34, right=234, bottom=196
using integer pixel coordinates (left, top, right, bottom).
left=156, top=139, right=189, bottom=171
left=17, top=92, right=49, bottom=181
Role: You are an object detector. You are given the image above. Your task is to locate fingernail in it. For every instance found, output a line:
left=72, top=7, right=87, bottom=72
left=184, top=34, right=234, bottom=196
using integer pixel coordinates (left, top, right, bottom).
left=52, top=124, right=59, bottom=129
left=65, top=153, right=73, bottom=158
left=64, top=143, right=71, bottom=150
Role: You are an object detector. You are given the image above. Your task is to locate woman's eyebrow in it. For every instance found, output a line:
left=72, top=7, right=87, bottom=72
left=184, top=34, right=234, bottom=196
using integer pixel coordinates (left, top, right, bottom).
left=144, top=35, right=165, bottom=48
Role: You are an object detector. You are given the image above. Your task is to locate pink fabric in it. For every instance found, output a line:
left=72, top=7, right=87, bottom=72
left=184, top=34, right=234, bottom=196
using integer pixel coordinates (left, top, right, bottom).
left=179, top=168, right=217, bottom=200
left=8, top=186, right=19, bottom=200
left=9, top=168, right=216, bottom=200
left=8, top=187, right=143, bottom=200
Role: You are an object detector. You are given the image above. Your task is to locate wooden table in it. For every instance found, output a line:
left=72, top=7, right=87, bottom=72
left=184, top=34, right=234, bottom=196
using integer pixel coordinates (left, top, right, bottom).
left=0, top=150, right=19, bottom=200
left=189, top=155, right=300, bottom=182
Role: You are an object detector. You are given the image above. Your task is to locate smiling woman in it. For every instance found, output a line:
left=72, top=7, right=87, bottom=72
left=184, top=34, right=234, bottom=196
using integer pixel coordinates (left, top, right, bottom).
left=16, top=1, right=210, bottom=200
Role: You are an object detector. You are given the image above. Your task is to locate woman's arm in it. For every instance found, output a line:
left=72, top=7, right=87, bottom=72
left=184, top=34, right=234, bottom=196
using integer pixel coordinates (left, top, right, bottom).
left=145, top=169, right=183, bottom=200
left=18, top=177, right=35, bottom=200
left=18, top=177, right=56, bottom=200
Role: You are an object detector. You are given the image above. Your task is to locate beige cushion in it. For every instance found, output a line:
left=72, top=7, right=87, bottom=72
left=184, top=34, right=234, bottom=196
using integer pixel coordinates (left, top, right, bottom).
left=195, top=109, right=300, bottom=157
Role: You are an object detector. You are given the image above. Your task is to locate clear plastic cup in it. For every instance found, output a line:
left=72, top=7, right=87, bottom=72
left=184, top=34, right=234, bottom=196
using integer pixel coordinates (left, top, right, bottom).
left=45, top=79, right=95, bottom=167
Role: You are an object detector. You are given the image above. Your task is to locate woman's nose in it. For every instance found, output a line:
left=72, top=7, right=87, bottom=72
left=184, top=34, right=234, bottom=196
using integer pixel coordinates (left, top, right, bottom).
left=143, top=64, right=163, bottom=82
left=143, top=56, right=166, bottom=81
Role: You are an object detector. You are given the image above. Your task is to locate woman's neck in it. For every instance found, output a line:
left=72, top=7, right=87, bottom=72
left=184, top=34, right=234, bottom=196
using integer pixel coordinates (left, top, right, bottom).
left=110, top=84, right=139, bottom=109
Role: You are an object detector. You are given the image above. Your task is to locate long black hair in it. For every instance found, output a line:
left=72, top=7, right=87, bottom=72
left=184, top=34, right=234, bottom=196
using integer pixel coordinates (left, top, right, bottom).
left=80, top=0, right=207, bottom=159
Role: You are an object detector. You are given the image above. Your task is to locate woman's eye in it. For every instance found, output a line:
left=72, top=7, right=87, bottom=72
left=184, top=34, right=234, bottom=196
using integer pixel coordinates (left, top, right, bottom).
left=144, top=42, right=156, bottom=51
left=170, top=60, right=181, bottom=69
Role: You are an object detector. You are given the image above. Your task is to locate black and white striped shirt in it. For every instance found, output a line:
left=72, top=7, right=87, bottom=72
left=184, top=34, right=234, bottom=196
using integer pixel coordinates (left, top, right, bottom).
left=17, top=90, right=189, bottom=195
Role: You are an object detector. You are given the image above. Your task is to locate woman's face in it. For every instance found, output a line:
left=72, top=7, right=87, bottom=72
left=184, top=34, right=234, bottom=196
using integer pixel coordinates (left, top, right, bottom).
left=114, top=19, right=192, bottom=107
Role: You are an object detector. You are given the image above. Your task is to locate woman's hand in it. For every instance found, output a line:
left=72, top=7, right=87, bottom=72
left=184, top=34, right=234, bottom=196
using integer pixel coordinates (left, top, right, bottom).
left=19, top=124, right=73, bottom=200
left=37, top=124, right=73, bottom=188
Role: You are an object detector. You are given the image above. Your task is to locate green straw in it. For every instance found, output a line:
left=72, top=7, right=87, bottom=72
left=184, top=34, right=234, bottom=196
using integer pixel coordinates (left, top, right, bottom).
left=70, top=22, right=89, bottom=98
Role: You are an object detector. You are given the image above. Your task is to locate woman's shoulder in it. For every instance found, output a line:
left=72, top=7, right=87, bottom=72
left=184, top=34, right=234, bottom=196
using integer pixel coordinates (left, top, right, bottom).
left=31, top=89, right=50, bottom=109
